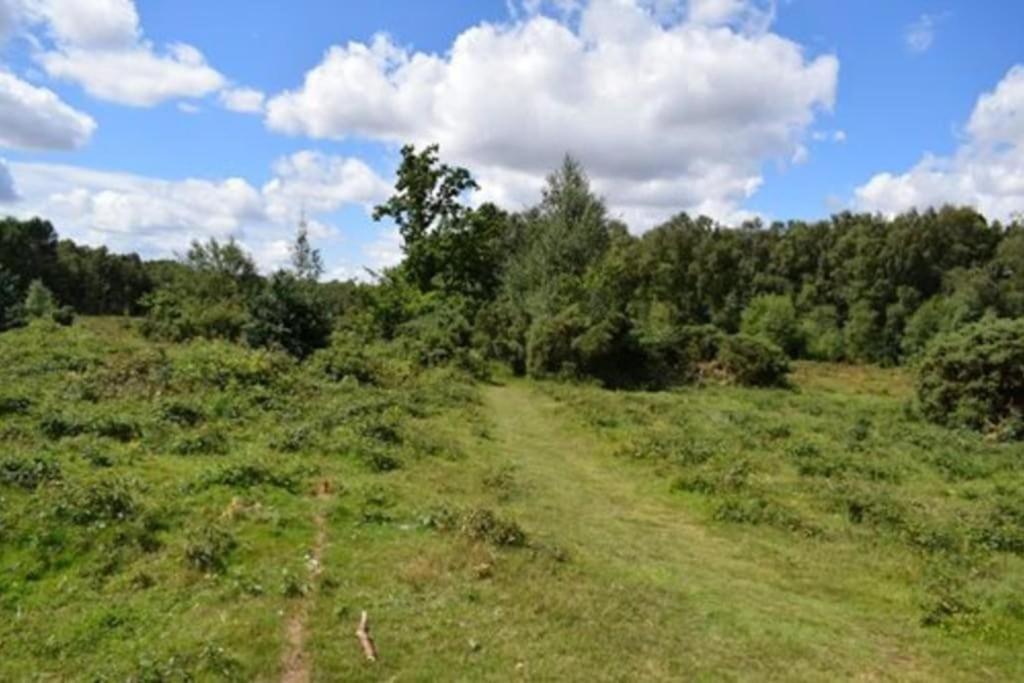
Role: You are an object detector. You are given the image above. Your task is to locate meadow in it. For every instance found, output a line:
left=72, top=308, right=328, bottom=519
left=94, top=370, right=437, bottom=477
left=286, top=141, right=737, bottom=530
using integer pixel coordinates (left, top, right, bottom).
left=2, top=317, right=1022, bottom=681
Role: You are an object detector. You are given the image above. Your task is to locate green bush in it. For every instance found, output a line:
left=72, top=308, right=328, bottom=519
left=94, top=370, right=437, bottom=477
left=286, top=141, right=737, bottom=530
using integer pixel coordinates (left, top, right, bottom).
left=1, top=456, right=62, bottom=490
left=800, top=305, right=844, bottom=361
left=740, top=294, right=804, bottom=357
left=676, top=324, right=725, bottom=363
left=53, top=479, right=138, bottom=524
left=246, top=271, right=332, bottom=359
left=185, top=525, right=237, bottom=573
left=916, top=318, right=1024, bottom=435
left=171, top=340, right=294, bottom=390
left=51, top=305, right=75, bottom=326
left=24, top=279, right=55, bottom=319
left=716, top=334, right=790, bottom=387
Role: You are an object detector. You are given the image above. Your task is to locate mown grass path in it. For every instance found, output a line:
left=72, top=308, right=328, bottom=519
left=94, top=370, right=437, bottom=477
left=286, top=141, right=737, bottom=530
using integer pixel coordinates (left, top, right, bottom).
left=477, top=381, right=972, bottom=681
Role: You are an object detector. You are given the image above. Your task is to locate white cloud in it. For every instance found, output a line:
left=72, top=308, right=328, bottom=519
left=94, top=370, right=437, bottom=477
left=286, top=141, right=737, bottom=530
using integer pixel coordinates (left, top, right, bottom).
left=177, top=101, right=200, bottom=114
left=905, top=13, right=944, bottom=54
left=31, top=0, right=139, bottom=49
left=262, top=150, right=391, bottom=224
left=0, top=69, right=96, bottom=149
left=856, top=65, right=1024, bottom=222
left=219, top=87, right=265, bottom=114
left=40, top=42, right=225, bottom=106
left=266, top=0, right=836, bottom=227
left=21, top=0, right=225, bottom=106
left=4, top=152, right=391, bottom=270
left=0, top=159, right=17, bottom=201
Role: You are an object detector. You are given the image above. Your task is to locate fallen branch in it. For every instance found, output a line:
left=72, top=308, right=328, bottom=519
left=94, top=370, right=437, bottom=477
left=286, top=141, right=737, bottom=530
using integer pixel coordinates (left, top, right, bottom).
left=355, top=610, right=378, bottom=662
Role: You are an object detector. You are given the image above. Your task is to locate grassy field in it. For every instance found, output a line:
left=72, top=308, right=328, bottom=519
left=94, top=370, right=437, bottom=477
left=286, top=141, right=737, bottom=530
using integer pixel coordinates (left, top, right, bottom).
left=2, top=318, right=1023, bottom=680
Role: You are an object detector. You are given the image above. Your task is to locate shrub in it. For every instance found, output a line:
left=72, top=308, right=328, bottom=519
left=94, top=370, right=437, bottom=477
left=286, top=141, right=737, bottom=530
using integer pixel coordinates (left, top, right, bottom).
left=716, top=334, right=790, bottom=387
left=426, top=506, right=528, bottom=547
left=676, top=324, right=725, bottom=362
left=1, top=457, right=62, bottom=490
left=800, top=305, right=844, bottom=361
left=740, top=294, right=803, bottom=357
left=23, top=279, right=55, bottom=319
left=916, top=318, right=1024, bottom=435
left=173, top=428, right=229, bottom=456
left=54, top=479, right=138, bottom=524
left=185, top=525, right=237, bottom=573
left=171, top=340, right=293, bottom=390
left=246, top=271, right=332, bottom=359
left=311, top=333, right=384, bottom=385
left=198, top=463, right=301, bottom=492
left=0, top=396, right=31, bottom=416
left=51, top=305, right=75, bottom=326
left=160, top=401, right=205, bottom=427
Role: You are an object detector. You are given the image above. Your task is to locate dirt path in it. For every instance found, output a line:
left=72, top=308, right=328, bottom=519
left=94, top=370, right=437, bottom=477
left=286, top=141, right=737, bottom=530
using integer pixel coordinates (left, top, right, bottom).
left=281, top=479, right=332, bottom=683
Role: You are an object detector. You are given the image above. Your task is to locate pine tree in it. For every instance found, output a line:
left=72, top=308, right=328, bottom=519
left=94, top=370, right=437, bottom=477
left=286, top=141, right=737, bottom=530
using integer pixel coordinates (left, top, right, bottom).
left=290, top=211, right=324, bottom=281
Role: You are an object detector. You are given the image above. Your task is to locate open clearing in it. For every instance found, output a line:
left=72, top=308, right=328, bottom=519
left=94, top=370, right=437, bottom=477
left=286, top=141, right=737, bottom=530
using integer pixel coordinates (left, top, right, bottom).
left=2, top=320, right=1023, bottom=680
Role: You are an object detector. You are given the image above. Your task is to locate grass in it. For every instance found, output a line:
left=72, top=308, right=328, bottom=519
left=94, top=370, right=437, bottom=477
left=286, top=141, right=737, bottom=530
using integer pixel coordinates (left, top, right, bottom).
left=2, top=319, right=1023, bottom=680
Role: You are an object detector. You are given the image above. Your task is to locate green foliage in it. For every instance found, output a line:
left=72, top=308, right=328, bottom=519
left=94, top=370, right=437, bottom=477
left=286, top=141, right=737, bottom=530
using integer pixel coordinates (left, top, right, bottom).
left=24, top=279, right=55, bottom=318
left=246, top=271, right=332, bottom=359
left=373, top=144, right=481, bottom=292
left=800, top=305, right=844, bottom=361
left=184, top=525, right=237, bottom=574
left=51, top=305, right=75, bottom=326
left=916, top=318, right=1024, bottom=435
left=740, top=294, right=803, bottom=357
left=1, top=457, right=62, bottom=490
left=716, top=334, right=790, bottom=387
left=53, top=478, right=138, bottom=525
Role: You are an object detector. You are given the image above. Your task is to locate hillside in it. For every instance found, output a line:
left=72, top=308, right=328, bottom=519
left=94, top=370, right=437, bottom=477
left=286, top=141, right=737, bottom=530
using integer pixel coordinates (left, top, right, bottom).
left=2, top=318, right=1022, bottom=681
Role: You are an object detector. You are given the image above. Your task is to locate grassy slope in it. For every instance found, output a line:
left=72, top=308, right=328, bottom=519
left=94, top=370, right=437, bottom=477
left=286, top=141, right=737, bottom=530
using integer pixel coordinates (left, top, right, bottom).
left=2, top=320, right=1022, bottom=680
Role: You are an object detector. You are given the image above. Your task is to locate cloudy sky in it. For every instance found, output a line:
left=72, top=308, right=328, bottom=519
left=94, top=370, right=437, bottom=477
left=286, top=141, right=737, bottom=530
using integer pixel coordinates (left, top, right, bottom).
left=0, top=0, right=1022, bottom=278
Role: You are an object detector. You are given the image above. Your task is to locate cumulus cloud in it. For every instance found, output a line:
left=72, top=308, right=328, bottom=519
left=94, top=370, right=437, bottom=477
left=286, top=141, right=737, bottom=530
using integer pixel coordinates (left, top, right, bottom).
left=31, top=0, right=139, bottom=49
left=39, top=42, right=225, bottom=107
left=219, top=87, right=265, bottom=114
left=856, top=65, right=1024, bottom=222
left=0, top=69, right=96, bottom=149
left=262, top=150, right=391, bottom=224
left=0, top=159, right=17, bottom=201
left=25, top=0, right=225, bottom=106
left=266, top=0, right=836, bottom=227
left=5, top=152, right=391, bottom=270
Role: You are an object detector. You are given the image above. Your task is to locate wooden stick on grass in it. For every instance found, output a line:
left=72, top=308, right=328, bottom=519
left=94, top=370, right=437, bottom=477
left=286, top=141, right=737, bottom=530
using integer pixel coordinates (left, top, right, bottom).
left=355, top=610, right=378, bottom=662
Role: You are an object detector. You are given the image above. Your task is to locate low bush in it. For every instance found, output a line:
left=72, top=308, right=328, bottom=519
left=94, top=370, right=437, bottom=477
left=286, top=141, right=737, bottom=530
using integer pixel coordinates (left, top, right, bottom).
left=197, top=463, right=302, bottom=492
left=185, top=525, right=237, bottom=573
left=51, top=305, right=75, bottom=327
left=171, top=340, right=294, bottom=390
left=173, top=428, right=230, bottom=456
left=425, top=506, right=528, bottom=547
left=53, top=479, right=138, bottom=525
left=716, top=334, right=790, bottom=387
left=1, top=456, right=62, bottom=490
left=159, top=401, right=205, bottom=427
left=916, top=318, right=1024, bottom=436
left=0, top=396, right=31, bottom=416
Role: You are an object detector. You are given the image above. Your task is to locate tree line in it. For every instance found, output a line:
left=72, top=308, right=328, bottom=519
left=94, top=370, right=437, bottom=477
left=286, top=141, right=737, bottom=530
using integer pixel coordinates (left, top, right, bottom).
left=1, top=145, right=1022, bottom=382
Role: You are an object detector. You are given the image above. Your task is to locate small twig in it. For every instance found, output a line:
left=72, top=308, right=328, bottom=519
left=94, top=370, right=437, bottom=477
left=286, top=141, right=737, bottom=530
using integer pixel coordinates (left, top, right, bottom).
left=355, top=610, right=378, bottom=662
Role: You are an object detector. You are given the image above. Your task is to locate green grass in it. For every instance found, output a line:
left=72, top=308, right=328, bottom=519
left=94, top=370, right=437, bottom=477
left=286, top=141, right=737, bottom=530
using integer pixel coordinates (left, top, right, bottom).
left=2, top=320, right=1023, bottom=680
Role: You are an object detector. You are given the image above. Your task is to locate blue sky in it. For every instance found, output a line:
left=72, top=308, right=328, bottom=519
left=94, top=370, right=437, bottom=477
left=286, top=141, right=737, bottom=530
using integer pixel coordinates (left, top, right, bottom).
left=0, top=0, right=1022, bottom=279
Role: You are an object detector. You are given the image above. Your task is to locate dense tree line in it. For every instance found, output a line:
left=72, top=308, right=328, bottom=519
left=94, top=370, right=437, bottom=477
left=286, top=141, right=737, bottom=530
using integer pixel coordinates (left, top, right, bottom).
left=0, top=217, right=152, bottom=323
left=2, top=146, right=1022, bottom=384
